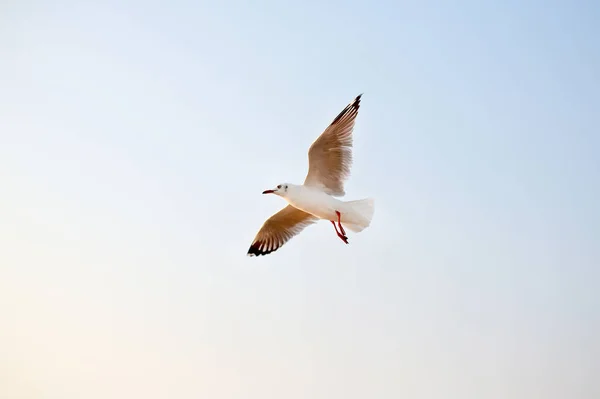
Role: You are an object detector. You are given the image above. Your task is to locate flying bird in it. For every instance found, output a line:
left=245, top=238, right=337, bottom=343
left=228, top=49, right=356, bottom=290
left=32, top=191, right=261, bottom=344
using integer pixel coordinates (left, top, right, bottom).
left=247, top=94, right=374, bottom=257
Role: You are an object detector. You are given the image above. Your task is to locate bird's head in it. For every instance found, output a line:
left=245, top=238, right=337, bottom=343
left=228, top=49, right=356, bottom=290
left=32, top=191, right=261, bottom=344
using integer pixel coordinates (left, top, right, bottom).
left=263, top=183, right=290, bottom=197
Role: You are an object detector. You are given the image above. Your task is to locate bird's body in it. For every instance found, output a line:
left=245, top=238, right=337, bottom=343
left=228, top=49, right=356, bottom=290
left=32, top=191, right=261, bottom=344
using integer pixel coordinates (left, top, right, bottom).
left=247, top=93, right=374, bottom=257
left=281, top=184, right=374, bottom=233
left=284, top=183, right=343, bottom=220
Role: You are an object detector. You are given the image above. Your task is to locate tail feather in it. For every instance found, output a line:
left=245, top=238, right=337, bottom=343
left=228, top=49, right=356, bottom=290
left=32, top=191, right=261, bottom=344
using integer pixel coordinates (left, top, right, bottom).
left=343, top=198, right=375, bottom=233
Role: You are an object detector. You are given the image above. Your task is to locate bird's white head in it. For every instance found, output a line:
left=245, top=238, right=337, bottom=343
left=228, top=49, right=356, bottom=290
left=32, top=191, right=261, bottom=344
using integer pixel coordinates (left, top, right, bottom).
left=262, top=183, right=291, bottom=197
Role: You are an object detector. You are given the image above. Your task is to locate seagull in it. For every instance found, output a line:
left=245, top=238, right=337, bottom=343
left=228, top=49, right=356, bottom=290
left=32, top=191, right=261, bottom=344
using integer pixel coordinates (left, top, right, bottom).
left=247, top=94, right=374, bottom=257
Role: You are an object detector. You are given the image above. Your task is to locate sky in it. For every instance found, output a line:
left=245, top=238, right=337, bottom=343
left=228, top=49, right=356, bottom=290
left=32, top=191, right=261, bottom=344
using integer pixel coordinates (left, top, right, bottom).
left=1, top=0, right=599, bottom=398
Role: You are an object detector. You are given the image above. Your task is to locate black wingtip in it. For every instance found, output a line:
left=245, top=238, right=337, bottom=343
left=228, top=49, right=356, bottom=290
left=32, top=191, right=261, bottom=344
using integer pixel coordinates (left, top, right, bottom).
left=330, top=93, right=363, bottom=125
left=247, top=241, right=279, bottom=257
left=247, top=245, right=262, bottom=257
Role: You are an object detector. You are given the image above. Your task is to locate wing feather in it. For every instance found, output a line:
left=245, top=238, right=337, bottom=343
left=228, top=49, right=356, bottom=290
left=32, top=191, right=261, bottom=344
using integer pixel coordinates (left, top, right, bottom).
left=247, top=205, right=317, bottom=256
left=303, top=94, right=362, bottom=196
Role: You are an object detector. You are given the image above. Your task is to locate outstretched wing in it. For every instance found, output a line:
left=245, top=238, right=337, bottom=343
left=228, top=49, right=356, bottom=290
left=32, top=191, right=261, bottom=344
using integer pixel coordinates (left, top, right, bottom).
left=303, top=94, right=362, bottom=196
left=247, top=205, right=318, bottom=256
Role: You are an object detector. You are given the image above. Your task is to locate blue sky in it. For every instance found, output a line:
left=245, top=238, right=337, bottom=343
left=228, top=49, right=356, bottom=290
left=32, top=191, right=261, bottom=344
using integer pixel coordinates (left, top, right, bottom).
left=1, top=1, right=599, bottom=398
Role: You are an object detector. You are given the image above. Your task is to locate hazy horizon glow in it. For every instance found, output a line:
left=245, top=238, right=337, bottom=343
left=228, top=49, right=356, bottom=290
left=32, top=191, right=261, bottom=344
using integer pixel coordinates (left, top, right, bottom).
left=1, top=1, right=599, bottom=398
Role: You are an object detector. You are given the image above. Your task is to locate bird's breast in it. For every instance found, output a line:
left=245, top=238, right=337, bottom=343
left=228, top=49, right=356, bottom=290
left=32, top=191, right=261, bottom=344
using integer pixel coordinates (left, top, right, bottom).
left=285, top=188, right=339, bottom=220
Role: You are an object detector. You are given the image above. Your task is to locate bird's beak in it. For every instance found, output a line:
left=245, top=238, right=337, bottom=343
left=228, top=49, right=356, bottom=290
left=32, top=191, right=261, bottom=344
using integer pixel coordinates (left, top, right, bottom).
left=262, top=189, right=275, bottom=194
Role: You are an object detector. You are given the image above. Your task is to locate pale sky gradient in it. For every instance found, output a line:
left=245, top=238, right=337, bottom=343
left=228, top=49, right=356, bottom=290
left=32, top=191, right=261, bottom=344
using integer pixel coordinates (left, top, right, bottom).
left=1, top=1, right=599, bottom=398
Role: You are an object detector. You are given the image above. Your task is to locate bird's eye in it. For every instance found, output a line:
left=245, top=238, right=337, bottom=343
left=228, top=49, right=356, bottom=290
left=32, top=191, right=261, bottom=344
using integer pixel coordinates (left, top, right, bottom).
left=277, top=185, right=281, bottom=189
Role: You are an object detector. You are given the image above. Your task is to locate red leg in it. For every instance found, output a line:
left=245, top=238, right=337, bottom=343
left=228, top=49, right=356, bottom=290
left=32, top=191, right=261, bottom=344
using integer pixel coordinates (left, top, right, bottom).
left=330, top=220, right=349, bottom=244
left=335, top=211, right=346, bottom=236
